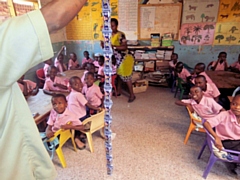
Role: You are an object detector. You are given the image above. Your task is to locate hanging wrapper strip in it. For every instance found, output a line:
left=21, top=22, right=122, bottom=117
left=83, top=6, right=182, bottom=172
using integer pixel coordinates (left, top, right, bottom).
left=102, top=0, right=113, bottom=175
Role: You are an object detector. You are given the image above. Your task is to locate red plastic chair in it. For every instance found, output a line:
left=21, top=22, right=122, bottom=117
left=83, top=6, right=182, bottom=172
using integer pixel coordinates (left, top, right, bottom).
left=111, top=74, right=117, bottom=97
left=36, top=68, right=45, bottom=88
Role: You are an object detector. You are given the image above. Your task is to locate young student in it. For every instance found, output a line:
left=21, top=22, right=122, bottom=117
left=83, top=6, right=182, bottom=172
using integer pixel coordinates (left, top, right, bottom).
left=191, top=63, right=213, bottom=84
left=81, top=63, right=95, bottom=84
left=194, top=75, right=220, bottom=102
left=68, top=52, right=80, bottom=70
left=82, top=72, right=103, bottom=114
left=81, top=51, right=93, bottom=66
left=43, top=58, right=52, bottom=77
left=229, top=54, right=240, bottom=73
left=211, top=52, right=228, bottom=71
left=93, top=53, right=101, bottom=67
left=17, top=75, right=39, bottom=96
left=204, top=94, right=240, bottom=174
left=175, top=62, right=191, bottom=83
left=45, top=94, right=86, bottom=149
left=54, top=46, right=67, bottom=73
left=43, top=66, right=69, bottom=95
left=169, top=53, right=178, bottom=71
left=97, top=55, right=104, bottom=79
left=112, top=55, right=117, bottom=75
left=175, top=86, right=224, bottom=119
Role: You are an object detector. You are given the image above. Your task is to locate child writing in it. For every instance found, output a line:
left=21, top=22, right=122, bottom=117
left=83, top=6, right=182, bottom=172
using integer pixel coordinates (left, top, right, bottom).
left=175, top=86, right=224, bottom=120
left=45, top=94, right=86, bottom=149
left=17, top=75, right=39, bottom=96
left=43, top=66, right=69, bottom=95
left=211, top=52, right=228, bottom=71
left=68, top=52, right=80, bottom=70
left=43, top=58, right=52, bottom=77
left=204, top=94, right=240, bottom=174
left=81, top=51, right=93, bottom=67
left=54, top=46, right=67, bottom=73
left=229, top=54, right=240, bottom=73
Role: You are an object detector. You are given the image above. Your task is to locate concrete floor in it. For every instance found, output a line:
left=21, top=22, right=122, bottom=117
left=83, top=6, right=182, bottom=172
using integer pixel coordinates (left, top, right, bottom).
left=54, top=86, right=239, bottom=180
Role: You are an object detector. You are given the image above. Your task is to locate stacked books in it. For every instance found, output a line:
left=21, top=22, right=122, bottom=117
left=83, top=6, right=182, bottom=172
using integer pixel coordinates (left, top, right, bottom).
left=134, top=50, right=144, bottom=59
left=151, top=33, right=160, bottom=47
left=148, top=52, right=156, bottom=59
left=162, top=33, right=173, bottom=47
left=156, top=50, right=165, bottom=60
left=165, top=51, right=173, bottom=60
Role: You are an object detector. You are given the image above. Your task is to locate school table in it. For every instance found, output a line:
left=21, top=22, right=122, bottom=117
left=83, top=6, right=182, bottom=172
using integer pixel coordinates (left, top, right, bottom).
left=59, top=70, right=85, bottom=80
left=206, top=71, right=240, bottom=89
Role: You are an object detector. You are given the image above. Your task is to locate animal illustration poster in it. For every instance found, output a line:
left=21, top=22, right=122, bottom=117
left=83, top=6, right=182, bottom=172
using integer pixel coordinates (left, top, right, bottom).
left=182, top=0, right=219, bottom=24
left=217, top=0, right=240, bottom=22
left=66, top=0, right=118, bottom=40
left=213, top=22, right=240, bottom=45
left=180, top=23, right=216, bottom=45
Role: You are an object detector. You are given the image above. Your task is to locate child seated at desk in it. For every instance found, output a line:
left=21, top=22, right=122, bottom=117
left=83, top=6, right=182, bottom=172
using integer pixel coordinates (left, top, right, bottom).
left=81, top=63, right=95, bottom=84
left=175, top=86, right=224, bottom=120
left=18, top=75, right=39, bottom=96
left=68, top=52, right=80, bottom=70
left=191, top=63, right=213, bottom=84
left=204, top=94, right=240, bottom=174
left=210, top=52, right=228, bottom=71
left=229, top=54, right=240, bottom=73
left=43, top=66, right=69, bottom=95
left=81, top=51, right=93, bottom=67
left=194, top=75, right=220, bottom=102
left=45, top=94, right=86, bottom=149
left=54, top=46, right=67, bottom=73
left=43, top=58, right=52, bottom=77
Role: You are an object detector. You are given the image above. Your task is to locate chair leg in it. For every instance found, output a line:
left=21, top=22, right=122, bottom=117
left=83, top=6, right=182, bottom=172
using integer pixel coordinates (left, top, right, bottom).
left=56, top=147, right=67, bottom=168
left=86, top=133, right=94, bottom=153
left=100, top=128, right=105, bottom=139
left=184, top=123, right=195, bottom=144
left=174, top=86, right=179, bottom=98
left=203, top=154, right=217, bottom=179
left=179, top=89, right=185, bottom=100
left=171, top=80, right=176, bottom=93
left=198, top=139, right=207, bottom=159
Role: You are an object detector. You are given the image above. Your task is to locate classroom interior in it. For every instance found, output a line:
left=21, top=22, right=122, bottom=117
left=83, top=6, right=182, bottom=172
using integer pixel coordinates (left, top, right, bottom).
left=2, top=0, right=240, bottom=179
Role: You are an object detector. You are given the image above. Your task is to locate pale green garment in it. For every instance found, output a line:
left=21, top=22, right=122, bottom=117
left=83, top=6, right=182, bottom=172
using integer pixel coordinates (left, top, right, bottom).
left=0, top=10, right=57, bottom=179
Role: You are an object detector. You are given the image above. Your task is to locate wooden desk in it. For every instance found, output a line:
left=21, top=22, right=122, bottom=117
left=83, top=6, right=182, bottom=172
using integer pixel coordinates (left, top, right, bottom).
left=27, top=89, right=52, bottom=125
left=206, top=71, right=240, bottom=89
left=59, top=70, right=85, bottom=80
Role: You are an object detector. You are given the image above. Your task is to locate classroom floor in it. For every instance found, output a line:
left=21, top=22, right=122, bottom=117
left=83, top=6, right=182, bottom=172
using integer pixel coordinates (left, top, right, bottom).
left=54, top=86, right=239, bottom=180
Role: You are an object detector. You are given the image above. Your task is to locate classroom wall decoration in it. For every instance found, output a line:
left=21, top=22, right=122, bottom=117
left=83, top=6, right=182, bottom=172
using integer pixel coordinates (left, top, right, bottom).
left=217, top=0, right=240, bottom=23
left=66, top=0, right=118, bottom=40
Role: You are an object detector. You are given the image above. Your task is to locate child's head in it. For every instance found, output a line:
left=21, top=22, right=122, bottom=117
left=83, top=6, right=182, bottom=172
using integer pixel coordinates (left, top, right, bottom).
left=48, top=66, right=58, bottom=79
left=70, top=52, right=77, bottom=61
left=69, top=76, right=83, bottom=92
left=94, top=53, right=100, bottom=61
left=86, top=63, right=95, bottom=73
left=171, top=53, right=178, bottom=63
left=44, top=58, right=52, bottom=65
left=112, top=55, right=116, bottom=65
left=57, top=54, right=64, bottom=63
left=175, top=62, right=184, bottom=73
left=231, top=94, right=240, bottom=116
left=194, top=63, right=205, bottom=74
left=218, top=52, right=227, bottom=62
left=51, top=94, right=67, bottom=114
left=194, top=75, right=207, bottom=91
left=189, top=86, right=203, bottom=103
left=85, top=72, right=95, bottom=87
left=84, top=51, right=89, bottom=58
left=98, top=56, right=104, bottom=66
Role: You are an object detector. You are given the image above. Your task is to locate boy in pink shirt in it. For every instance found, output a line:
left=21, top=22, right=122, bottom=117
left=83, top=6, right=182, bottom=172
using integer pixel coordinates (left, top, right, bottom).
left=43, top=58, right=52, bottom=77
left=81, top=63, right=95, bottom=84
left=45, top=94, right=86, bottom=149
left=43, top=66, right=69, bottom=95
left=175, top=86, right=224, bottom=119
left=81, top=51, right=93, bottom=67
left=191, top=63, right=213, bottom=84
left=211, top=52, right=228, bottom=71
left=194, top=75, right=220, bottom=102
left=229, top=54, right=240, bottom=73
left=17, top=75, right=39, bottom=96
left=68, top=52, right=80, bottom=70
left=175, top=62, right=191, bottom=83
left=169, top=53, right=178, bottom=71
left=204, top=94, right=240, bottom=174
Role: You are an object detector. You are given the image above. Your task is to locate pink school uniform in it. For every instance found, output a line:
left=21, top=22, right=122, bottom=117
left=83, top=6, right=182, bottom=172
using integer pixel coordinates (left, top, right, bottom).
left=81, top=57, right=93, bottom=65
left=203, top=82, right=220, bottom=99
left=98, top=66, right=104, bottom=76
left=112, top=64, right=117, bottom=75
left=178, top=68, right=191, bottom=82
left=199, top=71, right=213, bottom=83
left=82, top=84, right=103, bottom=107
left=68, top=59, right=79, bottom=70
left=43, top=64, right=50, bottom=77
left=18, top=80, right=37, bottom=93
left=169, top=60, right=178, bottom=68
left=212, top=61, right=227, bottom=71
left=67, top=89, right=88, bottom=118
left=54, top=58, right=67, bottom=73
left=181, top=95, right=222, bottom=119
left=81, top=70, right=88, bottom=84
left=207, top=110, right=240, bottom=140
left=43, top=76, right=69, bottom=92
left=231, top=61, right=240, bottom=71
left=47, top=108, right=82, bottom=132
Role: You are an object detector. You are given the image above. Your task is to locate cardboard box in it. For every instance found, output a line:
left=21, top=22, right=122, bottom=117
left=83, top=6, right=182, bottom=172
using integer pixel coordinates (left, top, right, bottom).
left=133, top=80, right=148, bottom=93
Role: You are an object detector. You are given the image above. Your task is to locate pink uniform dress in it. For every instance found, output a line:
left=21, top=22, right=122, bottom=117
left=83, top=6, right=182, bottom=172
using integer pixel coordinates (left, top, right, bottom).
left=112, top=64, right=117, bottom=75
left=68, top=59, right=79, bottom=70
left=98, top=66, right=104, bottom=76
left=18, top=80, right=37, bottom=93
left=82, top=84, right=103, bottom=107
left=203, top=82, right=220, bottom=99
left=67, top=89, right=88, bottom=118
left=54, top=58, right=67, bottom=73
left=177, top=68, right=191, bottom=82
left=230, top=61, right=240, bottom=71
left=212, top=61, right=227, bottom=71
left=43, top=76, right=69, bottom=92
left=181, top=95, right=223, bottom=119
left=47, top=108, right=82, bottom=132
left=81, top=57, right=93, bottom=65
left=207, top=110, right=240, bottom=140
left=43, top=64, right=50, bottom=77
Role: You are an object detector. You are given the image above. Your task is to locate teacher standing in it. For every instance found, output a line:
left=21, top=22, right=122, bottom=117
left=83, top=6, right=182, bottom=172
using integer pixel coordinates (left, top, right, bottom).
left=110, top=18, right=135, bottom=102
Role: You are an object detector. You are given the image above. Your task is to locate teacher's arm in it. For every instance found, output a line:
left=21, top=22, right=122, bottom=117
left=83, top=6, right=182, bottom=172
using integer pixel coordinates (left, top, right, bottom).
left=41, top=0, right=87, bottom=34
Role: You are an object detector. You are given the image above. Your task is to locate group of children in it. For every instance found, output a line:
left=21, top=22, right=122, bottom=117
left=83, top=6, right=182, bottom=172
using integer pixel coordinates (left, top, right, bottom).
left=172, top=52, right=240, bottom=175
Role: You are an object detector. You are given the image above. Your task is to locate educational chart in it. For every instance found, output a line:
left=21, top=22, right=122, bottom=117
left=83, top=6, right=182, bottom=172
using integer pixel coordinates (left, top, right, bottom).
left=118, top=0, right=138, bottom=40
left=180, top=23, right=216, bottom=45
left=217, top=0, right=240, bottom=23
left=138, top=4, right=182, bottom=40
left=66, top=0, right=118, bottom=40
left=182, top=0, right=219, bottom=24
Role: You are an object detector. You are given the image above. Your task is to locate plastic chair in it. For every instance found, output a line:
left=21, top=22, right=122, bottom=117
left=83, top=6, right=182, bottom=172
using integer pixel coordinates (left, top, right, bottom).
left=36, top=68, right=45, bottom=88
left=111, top=74, right=117, bottom=97
left=48, top=128, right=77, bottom=168
left=174, top=77, right=185, bottom=100
left=80, top=110, right=105, bottom=153
left=198, top=127, right=240, bottom=179
left=184, top=106, right=205, bottom=144
left=232, top=86, right=240, bottom=97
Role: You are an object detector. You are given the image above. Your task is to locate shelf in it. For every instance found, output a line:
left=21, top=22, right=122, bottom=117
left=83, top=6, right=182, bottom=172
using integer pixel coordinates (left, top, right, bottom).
left=135, top=59, right=171, bottom=62
left=128, top=46, right=174, bottom=51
